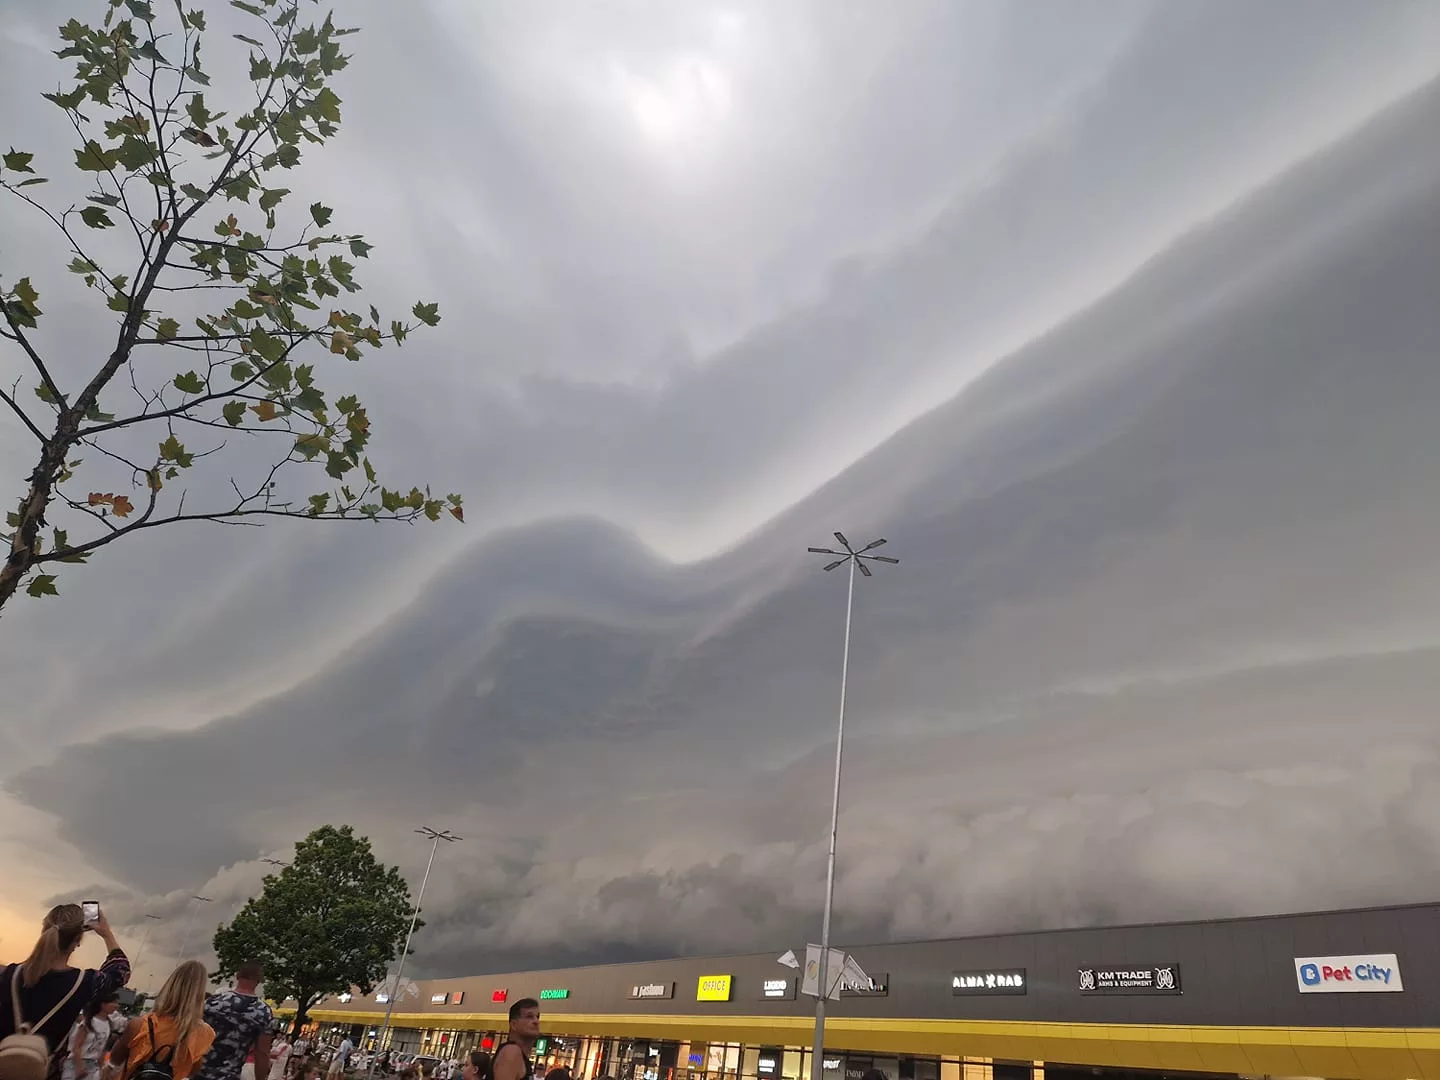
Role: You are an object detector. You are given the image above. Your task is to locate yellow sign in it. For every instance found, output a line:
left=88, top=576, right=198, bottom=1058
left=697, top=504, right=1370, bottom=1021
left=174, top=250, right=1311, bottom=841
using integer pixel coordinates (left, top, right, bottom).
left=696, top=974, right=733, bottom=1002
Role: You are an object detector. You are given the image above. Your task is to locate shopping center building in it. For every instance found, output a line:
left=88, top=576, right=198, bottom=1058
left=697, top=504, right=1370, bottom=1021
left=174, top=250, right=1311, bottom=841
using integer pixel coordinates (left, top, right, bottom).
left=300, top=902, right=1440, bottom=1080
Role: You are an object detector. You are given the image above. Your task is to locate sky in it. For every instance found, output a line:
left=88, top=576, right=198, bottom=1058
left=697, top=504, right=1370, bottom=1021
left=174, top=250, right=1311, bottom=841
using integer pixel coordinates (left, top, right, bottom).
left=3, top=0, right=1440, bottom=985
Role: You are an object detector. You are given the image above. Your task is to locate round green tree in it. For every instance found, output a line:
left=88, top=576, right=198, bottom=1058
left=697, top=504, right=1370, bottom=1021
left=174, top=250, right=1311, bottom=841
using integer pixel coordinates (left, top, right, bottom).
left=213, top=824, right=417, bottom=1033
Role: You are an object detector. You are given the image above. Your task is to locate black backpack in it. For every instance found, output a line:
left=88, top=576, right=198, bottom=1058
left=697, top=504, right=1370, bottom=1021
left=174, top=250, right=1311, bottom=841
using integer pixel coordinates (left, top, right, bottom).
left=131, top=1017, right=175, bottom=1080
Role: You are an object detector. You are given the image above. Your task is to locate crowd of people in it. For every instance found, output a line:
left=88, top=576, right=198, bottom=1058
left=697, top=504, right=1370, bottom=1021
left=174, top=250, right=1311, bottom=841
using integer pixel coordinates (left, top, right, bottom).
left=0, top=908, right=590, bottom=1080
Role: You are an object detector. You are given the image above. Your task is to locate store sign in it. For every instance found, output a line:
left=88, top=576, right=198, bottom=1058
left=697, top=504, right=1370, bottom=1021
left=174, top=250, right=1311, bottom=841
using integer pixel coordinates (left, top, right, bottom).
left=696, top=974, right=734, bottom=1001
left=1077, top=964, right=1181, bottom=995
left=337, top=993, right=352, bottom=1003
left=757, top=1051, right=781, bottom=1077
left=539, top=988, right=570, bottom=1000
left=630, top=982, right=675, bottom=1000
left=952, top=968, right=1026, bottom=995
left=429, top=993, right=448, bottom=1005
left=449, top=991, right=465, bottom=1005
left=759, top=978, right=796, bottom=1001
left=1295, top=954, right=1403, bottom=993
left=839, top=971, right=888, bottom=997
left=491, top=989, right=508, bottom=1003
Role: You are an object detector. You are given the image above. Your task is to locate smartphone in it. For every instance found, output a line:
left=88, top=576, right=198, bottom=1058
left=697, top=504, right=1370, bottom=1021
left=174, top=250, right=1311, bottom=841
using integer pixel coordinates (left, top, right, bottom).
left=81, top=900, right=100, bottom=926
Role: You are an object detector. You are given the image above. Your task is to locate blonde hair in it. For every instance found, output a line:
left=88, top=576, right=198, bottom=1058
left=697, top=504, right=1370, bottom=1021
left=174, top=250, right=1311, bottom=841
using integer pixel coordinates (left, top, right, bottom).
left=21, top=904, right=86, bottom=987
left=152, top=960, right=209, bottom=1046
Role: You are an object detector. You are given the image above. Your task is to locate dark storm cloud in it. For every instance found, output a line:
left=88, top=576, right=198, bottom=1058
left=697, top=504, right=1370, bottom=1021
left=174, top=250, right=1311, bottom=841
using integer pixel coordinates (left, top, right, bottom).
left=5, top=0, right=1440, bottom=972
left=9, top=62, right=1440, bottom=972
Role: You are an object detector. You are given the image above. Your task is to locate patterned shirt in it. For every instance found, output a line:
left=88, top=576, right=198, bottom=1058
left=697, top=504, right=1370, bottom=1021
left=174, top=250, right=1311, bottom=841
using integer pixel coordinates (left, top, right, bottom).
left=193, top=991, right=272, bottom=1080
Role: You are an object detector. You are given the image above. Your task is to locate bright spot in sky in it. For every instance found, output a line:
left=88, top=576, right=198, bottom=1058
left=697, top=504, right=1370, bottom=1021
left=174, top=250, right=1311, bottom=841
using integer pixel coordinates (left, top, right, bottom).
left=612, top=57, right=734, bottom=149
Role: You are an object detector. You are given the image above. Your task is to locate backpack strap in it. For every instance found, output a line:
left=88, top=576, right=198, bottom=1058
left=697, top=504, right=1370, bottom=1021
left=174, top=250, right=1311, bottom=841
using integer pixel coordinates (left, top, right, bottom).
left=10, top=965, right=86, bottom=1037
left=144, top=1016, right=175, bottom=1065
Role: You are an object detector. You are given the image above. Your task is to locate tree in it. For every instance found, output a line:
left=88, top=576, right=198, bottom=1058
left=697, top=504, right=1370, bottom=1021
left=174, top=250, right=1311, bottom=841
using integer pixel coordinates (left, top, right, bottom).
left=213, top=824, right=417, bottom=1034
left=0, top=0, right=462, bottom=612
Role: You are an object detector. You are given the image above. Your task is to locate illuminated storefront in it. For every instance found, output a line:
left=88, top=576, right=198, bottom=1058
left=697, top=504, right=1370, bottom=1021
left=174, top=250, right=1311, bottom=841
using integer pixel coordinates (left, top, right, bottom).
left=292, top=901, right=1440, bottom=1080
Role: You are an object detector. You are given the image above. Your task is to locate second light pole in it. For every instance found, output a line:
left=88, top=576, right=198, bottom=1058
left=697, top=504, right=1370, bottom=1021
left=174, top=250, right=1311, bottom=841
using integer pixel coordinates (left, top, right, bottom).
left=804, top=532, right=899, bottom=1077
left=367, top=827, right=462, bottom=1080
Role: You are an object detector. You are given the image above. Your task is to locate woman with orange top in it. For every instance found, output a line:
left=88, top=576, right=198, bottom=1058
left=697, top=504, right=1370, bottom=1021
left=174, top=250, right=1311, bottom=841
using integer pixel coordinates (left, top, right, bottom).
left=108, top=962, right=216, bottom=1080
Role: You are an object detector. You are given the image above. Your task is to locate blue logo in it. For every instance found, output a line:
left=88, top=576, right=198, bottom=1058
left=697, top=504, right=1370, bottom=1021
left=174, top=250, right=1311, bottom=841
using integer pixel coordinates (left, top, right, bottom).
left=1299, top=963, right=1321, bottom=986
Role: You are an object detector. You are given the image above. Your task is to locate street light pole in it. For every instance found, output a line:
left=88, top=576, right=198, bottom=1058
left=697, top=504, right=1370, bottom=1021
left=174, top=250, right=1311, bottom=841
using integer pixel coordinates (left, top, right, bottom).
left=131, top=914, right=162, bottom=985
left=367, top=827, right=461, bottom=1080
left=177, top=896, right=213, bottom=960
left=804, top=533, right=899, bottom=1079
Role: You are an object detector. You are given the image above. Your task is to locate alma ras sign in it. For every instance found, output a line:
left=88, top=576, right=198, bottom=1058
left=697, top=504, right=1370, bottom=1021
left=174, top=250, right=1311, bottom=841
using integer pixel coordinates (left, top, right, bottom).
left=1295, top=953, right=1403, bottom=993
left=951, top=969, right=1026, bottom=995
left=1077, top=964, right=1181, bottom=996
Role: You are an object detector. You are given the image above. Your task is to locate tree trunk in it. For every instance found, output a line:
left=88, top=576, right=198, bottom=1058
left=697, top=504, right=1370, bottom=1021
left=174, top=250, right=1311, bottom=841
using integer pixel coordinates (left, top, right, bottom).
left=0, top=413, right=78, bottom=611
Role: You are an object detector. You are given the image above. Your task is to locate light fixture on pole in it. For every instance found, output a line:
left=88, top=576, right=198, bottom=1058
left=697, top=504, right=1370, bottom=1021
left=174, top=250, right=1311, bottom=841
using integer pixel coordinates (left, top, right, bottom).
left=177, top=896, right=213, bottom=960
left=367, top=827, right=462, bottom=1080
left=131, top=914, right=163, bottom=984
left=803, top=532, right=899, bottom=1076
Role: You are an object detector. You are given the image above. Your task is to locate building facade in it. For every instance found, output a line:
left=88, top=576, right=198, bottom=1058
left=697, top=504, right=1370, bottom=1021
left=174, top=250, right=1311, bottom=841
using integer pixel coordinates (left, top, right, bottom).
left=299, top=902, right=1440, bottom=1080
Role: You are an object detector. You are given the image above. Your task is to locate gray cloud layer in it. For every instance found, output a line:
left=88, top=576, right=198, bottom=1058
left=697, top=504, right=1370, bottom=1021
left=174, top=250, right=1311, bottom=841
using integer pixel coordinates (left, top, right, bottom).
left=4, top=1, right=1440, bottom=976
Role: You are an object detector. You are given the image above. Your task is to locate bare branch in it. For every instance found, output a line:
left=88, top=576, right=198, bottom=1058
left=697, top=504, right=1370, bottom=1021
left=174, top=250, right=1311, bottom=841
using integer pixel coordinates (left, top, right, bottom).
left=0, top=382, right=49, bottom=444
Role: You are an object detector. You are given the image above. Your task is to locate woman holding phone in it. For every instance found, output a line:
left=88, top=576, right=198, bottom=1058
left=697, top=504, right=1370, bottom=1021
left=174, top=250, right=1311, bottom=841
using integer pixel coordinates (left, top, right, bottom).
left=0, top=903, right=131, bottom=1080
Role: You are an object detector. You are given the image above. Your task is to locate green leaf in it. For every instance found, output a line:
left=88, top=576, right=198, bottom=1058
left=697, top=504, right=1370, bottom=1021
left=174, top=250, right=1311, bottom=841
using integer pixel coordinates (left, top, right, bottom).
left=173, top=370, right=205, bottom=394
left=156, top=317, right=181, bottom=341
left=180, top=182, right=206, bottom=201
left=33, top=383, right=58, bottom=405
left=107, top=292, right=130, bottom=313
left=115, top=137, right=156, bottom=171
left=16, top=177, right=48, bottom=187
left=186, top=94, right=211, bottom=130
left=312, top=87, right=342, bottom=123
left=258, top=187, right=289, bottom=213
left=222, top=400, right=247, bottom=426
left=74, top=141, right=118, bottom=171
left=309, top=202, right=332, bottom=227
left=411, top=301, right=440, bottom=327
left=136, top=39, right=169, bottom=66
left=249, top=327, right=287, bottom=364
left=348, top=238, right=373, bottom=258
left=26, top=574, right=59, bottom=598
left=88, top=192, right=121, bottom=207
left=2, top=149, right=35, bottom=173
left=295, top=434, right=326, bottom=460
left=307, top=492, right=330, bottom=516
left=230, top=1, right=265, bottom=17
left=79, top=205, right=114, bottom=229
left=275, top=143, right=300, bottom=169
left=125, top=0, right=155, bottom=22
left=325, top=452, right=351, bottom=479
left=186, top=9, right=207, bottom=31
left=159, top=434, right=194, bottom=467
left=230, top=361, right=255, bottom=381
left=13, top=278, right=40, bottom=316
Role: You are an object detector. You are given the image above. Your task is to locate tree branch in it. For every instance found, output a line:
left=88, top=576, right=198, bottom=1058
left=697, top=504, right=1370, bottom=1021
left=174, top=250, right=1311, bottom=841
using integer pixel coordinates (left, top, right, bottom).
left=1, top=305, right=68, bottom=410
left=0, top=382, right=48, bottom=444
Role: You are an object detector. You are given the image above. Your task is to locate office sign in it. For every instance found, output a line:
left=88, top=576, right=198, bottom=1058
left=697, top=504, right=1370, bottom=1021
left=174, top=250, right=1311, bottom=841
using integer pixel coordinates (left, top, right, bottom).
left=539, top=988, right=570, bottom=1000
left=1077, top=964, right=1181, bottom=995
left=759, top=977, right=796, bottom=1001
left=1295, top=954, right=1403, bottom=993
left=491, top=989, right=508, bottom=1003
left=429, top=993, right=448, bottom=1005
left=952, top=969, right=1026, bottom=995
left=840, top=971, right=888, bottom=997
left=630, top=982, right=675, bottom=1000
left=696, top=974, right=734, bottom=1001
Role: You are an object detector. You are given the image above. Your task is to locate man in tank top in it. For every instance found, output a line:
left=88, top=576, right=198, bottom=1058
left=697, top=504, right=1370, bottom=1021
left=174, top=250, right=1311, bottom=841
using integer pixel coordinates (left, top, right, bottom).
left=492, top=999, right=539, bottom=1080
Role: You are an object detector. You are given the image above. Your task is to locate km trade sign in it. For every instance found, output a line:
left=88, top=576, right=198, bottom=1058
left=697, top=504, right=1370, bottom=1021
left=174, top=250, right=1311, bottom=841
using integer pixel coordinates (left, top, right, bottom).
left=1295, top=953, right=1404, bottom=993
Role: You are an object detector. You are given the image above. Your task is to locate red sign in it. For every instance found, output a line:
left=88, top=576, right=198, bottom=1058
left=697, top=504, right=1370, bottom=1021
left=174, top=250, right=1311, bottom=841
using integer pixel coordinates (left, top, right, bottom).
left=491, top=989, right=507, bottom=1003
left=481, top=1038, right=494, bottom=1051
left=450, top=992, right=465, bottom=1005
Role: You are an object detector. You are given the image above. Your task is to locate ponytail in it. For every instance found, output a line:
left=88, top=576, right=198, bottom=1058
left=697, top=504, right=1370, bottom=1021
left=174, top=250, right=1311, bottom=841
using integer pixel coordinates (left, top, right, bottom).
left=22, top=905, right=86, bottom=987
